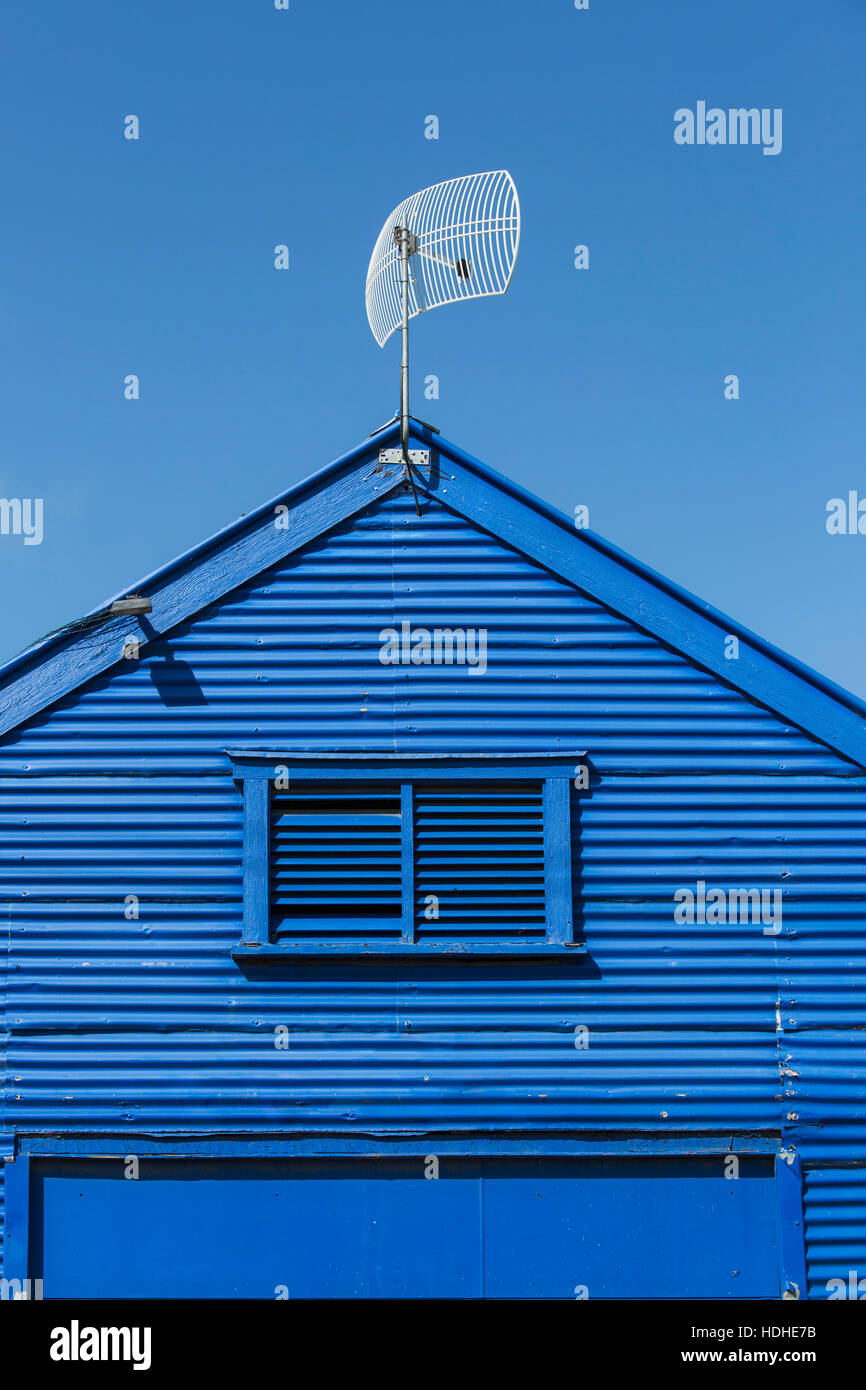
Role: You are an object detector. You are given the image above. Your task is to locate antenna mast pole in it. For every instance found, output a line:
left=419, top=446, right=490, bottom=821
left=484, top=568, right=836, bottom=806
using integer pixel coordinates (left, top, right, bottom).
left=396, top=225, right=422, bottom=513
left=398, top=225, right=410, bottom=460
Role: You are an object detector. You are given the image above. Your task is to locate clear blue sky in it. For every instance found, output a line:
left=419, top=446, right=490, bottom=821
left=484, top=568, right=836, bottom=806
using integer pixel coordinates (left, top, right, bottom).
left=2, top=1, right=866, bottom=698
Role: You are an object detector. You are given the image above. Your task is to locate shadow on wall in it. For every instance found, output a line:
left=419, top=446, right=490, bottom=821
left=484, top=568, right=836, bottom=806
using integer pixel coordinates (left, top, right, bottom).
left=148, top=654, right=208, bottom=707
left=139, top=618, right=208, bottom=707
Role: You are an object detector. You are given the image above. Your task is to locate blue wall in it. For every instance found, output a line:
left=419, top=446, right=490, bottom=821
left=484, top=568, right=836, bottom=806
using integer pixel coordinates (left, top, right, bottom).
left=2, top=485, right=865, bottom=1294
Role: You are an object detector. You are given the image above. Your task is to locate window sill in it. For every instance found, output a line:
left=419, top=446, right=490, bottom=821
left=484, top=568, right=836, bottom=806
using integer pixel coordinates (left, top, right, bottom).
left=233, top=939, right=587, bottom=959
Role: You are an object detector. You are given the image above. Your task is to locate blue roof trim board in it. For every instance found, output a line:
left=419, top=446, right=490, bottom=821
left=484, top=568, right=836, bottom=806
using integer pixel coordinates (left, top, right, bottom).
left=1, top=420, right=865, bottom=767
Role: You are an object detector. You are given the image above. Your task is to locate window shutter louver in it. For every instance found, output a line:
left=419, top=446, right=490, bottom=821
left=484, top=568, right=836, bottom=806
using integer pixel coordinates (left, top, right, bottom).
left=271, top=787, right=403, bottom=938
left=414, top=780, right=547, bottom=939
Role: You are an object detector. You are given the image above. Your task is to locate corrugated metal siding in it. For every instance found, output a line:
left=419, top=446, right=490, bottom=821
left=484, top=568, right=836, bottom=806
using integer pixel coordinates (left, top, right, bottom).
left=1, top=487, right=865, bottom=1291
left=5, top=1031, right=780, bottom=1131
left=803, top=1168, right=866, bottom=1298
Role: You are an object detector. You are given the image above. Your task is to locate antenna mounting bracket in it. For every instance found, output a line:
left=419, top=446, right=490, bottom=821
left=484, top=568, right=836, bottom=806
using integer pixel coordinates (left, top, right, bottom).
left=378, top=448, right=429, bottom=468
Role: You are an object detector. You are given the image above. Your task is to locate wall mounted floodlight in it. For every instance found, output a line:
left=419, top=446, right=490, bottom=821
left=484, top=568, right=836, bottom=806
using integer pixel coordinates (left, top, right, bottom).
left=110, top=594, right=152, bottom=616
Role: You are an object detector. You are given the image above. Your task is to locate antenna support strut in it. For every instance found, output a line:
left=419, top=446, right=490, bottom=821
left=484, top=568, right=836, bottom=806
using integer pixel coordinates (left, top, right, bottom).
left=395, top=225, right=422, bottom=512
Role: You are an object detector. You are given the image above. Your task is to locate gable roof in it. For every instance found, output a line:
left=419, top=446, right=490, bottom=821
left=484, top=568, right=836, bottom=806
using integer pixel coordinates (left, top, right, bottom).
left=2, top=420, right=866, bottom=767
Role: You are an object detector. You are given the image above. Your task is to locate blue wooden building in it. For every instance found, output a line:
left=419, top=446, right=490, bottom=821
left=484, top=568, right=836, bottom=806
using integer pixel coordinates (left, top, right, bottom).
left=1, top=422, right=865, bottom=1299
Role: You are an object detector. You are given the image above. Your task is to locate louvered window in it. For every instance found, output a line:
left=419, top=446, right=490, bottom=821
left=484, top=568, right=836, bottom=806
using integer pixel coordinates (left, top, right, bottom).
left=231, top=753, right=584, bottom=957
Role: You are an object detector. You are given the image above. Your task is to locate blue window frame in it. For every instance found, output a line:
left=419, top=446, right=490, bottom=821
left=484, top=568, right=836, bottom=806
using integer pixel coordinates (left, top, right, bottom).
left=228, top=751, right=586, bottom=957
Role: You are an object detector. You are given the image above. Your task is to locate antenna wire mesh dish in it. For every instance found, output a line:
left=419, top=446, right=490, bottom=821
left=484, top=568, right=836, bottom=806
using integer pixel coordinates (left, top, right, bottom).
left=365, top=170, right=521, bottom=347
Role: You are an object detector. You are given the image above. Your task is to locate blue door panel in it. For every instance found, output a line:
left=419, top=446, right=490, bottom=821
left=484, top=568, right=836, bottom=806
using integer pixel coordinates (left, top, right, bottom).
left=35, top=1159, right=480, bottom=1299
left=33, top=1155, right=779, bottom=1299
left=483, top=1157, right=779, bottom=1298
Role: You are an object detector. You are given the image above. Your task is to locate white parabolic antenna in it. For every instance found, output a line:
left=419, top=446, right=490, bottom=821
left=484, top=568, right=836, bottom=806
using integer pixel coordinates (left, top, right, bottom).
left=365, top=170, right=520, bottom=498
left=366, top=170, right=521, bottom=348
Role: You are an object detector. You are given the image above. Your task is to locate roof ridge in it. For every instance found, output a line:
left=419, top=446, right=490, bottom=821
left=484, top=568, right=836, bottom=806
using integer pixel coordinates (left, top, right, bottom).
left=1, top=419, right=865, bottom=766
